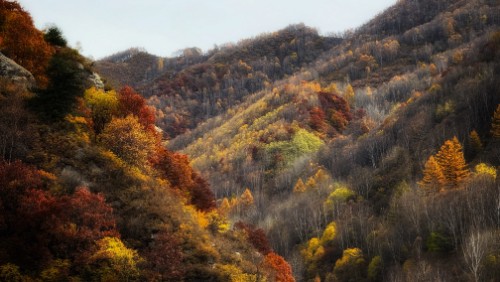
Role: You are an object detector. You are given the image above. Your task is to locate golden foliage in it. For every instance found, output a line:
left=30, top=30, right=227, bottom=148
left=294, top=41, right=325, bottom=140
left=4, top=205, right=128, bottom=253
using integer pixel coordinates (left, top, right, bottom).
left=420, top=136, right=470, bottom=190
left=343, top=84, right=355, bottom=106
left=90, top=237, right=142, bottom=281
left=474, top=163, right=497, bottom=180
left=419, top=155, right=445, bottom=190
left=240, top=188, right=255, bottom=207
left=83, top=87, right=118, bottom=135
left=434, top=137, right=470, bottom=187
left=324, top=185, right=356, bottom=209
left=324, top=83, right=339, bottom=94
left=320, top=222, right=337, bottom=244
left=100, top=115, right=157, bottom=167
left=333, top=248, right=366, bottom=282
left=217, top=264, right=257, bottom=282
left=219, top=197, right=232, bottom=215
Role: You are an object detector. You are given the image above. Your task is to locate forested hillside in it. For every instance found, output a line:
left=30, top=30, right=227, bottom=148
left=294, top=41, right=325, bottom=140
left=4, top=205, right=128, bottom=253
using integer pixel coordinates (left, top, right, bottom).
left=0, top=1, right=292, bottom=281
left=3, top=0, right=500, bottom=281
left=100, top=0, right=500, bottom=281
left=97, top=25, right=341, bottom=137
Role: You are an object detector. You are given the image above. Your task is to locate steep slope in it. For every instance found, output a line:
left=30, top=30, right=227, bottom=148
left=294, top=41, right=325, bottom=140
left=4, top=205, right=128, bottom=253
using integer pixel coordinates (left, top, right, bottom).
left=162, top=0, right=500, bottom=280
left=0, top=2, right=291, bottom=281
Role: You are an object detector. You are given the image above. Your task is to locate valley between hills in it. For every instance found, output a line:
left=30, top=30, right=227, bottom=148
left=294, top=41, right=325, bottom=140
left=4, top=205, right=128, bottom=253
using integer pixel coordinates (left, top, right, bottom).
left=1, top=0, right=500, bottom=281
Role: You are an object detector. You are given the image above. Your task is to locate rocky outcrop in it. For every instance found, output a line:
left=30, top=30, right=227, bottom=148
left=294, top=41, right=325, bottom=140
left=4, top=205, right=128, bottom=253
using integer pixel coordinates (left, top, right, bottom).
left=0, top=52, right=35, bottom=89
left=88, top=72, right=105, bottom=89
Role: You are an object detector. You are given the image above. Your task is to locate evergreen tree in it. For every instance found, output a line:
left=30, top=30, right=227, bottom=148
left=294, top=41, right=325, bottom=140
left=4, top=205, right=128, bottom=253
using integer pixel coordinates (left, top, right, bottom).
left=491, top=104, right=500, bottom=139
left=240, top=188, right=254, bottom=206
left=419, top=155, right=445, bottom=190
left=468, top=130, right=483, bottom=153
left=44, top=26, right=67, bottom=47
left=435, top=137, right=470, bottom=187
left=219, top=197, right=231, bottom=215
left=293, top=178, right=306, bottom=193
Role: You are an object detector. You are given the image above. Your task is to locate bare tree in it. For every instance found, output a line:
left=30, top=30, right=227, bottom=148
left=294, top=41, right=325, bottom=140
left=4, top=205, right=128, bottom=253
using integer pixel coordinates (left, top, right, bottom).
left=462, top=230, right=492, bottom=282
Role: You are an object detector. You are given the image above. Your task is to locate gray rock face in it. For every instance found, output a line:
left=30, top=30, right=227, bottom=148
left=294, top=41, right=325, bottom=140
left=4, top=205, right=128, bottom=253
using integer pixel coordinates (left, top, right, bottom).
left=0, top=52, right=35, bottom=89
left=88, top=72, right=105, bottom=89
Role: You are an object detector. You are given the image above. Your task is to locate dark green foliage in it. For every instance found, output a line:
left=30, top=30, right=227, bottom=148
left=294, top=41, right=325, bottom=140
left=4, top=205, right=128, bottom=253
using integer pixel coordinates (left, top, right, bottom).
left=367, top=256, right=382, bottom=282
left=426, top=232, right=453, bottom=253
left=31, top=48, right=89, bottom=120
left=44, top=26, right=67, bottom=47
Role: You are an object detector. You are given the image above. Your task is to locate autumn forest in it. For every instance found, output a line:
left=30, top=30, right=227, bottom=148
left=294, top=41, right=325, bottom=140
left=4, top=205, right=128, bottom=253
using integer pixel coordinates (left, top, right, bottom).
left=1, top=0, right=500, bottom=281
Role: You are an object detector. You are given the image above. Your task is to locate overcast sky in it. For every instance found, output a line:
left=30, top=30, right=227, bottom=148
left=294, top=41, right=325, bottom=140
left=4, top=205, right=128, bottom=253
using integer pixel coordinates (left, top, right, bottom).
left=18, top=0, right=396, bottom=59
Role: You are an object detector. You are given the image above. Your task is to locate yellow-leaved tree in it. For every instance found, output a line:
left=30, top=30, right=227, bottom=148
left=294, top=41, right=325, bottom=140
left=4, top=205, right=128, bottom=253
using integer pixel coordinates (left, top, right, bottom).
left=320, top=222, right=336, bottom=244
left=100, top=115, right=157, bottom=167
left=344, top=84, right=355, bottom=106
left=89, top=237, right=142, bottom=281
left=83, top=87, right=118, bottom=135
left=331, top=248, right=367, bottom=282
left=474, top=163, right=497, bottom=180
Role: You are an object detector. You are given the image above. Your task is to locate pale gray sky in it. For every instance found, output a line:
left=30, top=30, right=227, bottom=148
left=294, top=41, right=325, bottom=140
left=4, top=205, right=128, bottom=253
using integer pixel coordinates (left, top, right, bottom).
left=18, top=0, right=396, bottom=59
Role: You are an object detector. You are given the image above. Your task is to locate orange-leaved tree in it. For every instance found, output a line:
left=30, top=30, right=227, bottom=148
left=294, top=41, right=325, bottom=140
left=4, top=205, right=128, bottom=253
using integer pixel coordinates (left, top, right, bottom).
left=421, top=137, right=469, bottom=189
left=293, top=178, right=306, bottom=193
left=435, top=137, right=469, bottom=187
left=419, top=155, right=445, bottom=190
left=0, top=0, right=53, bottom=86
left=262, top=252, right=295, bottom=282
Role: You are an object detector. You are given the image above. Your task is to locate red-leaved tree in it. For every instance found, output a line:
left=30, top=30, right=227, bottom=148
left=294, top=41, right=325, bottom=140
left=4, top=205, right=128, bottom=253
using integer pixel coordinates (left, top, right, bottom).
left=117, top=86, right=156, bottom=131
left=262, top=252, right=295, bottom=282
left=235, top=221, right=272, bottom=255
left=144, top=230, right=185, bottom=281
left=152, top=148, right=216, bottom=211
left=0, top=0, right=54, bottom=86
left=0, top=163, right=118, bottom=270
